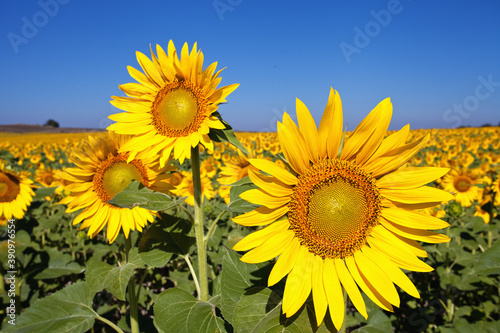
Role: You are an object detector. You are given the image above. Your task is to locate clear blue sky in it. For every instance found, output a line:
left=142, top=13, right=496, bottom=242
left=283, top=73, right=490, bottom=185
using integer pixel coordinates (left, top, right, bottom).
left=1, top=0, right=499, bottom=131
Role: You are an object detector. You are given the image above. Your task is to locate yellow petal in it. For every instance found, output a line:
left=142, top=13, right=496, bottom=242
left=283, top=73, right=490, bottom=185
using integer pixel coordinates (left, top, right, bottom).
left=365, top=134, right=430, bottom=178
left=381, top=186, right=454, bottom=205
left=353, top=251, right=400, bottom=307
left=362, top=245, right=420, bottom=298
left=239, top=188, right=290, bottom=209
left=335, top=258, right=367, bottom=319
left=368, top=232, right=434, bottom=272
left=311, top=255, right=328, bottom=326
left=323, top=258, right=345, bottom=330
left=268, top=238, right=301, bottom=286
left=283, top=250, right=314, bottom=317
left=296, top=98, right=319, bottom=162
left=345, top=256, right=394, bottom=312
left=278, top=119, right=309, bottom=174
left=240, top=229, right=295, bottom=263
left=318, top=88, right=343, bottom=159
left=248, top=169, right=293, bottom=197
left=366, top=124, right=410, bottom=164
left=381, top=218, right=450, bottom=243
left=382, top=207, right=449, bottom=230
left=377, top=167, right=450, bottom=190
left=249, top=158, right=298, bottom=186
left=233, top=219, right=289, bottom=252
left=232, top=205, right=288, bottom=227
left=341, top=97, right=392, bottom=162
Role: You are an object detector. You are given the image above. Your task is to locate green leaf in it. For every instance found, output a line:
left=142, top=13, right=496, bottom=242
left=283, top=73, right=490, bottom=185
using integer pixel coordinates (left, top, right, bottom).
left=85, top=260, right=113, bottom=293
left=33, top=186, right=58, bottom=201
left=232, top=286, right=333, bottom=332
left=208, top=117, right=250, bottom=156
left=220, top=247, right=272, bottom=325
left=139, top=214, right=195, bottom=260
left=34, top=248, right=84, bottom=279
left=108, top=180, right=182, bottom=211
left=3, top=282, right=96, bottom=333
left=153, top=288, right=227, bottom=333
left=227, top=176, right=258, bottom=213
left=351, top=309, right=392, bottom=333
left=85, top=248, right=144, bottom=300
left=473, top=238, right=500, bottom=275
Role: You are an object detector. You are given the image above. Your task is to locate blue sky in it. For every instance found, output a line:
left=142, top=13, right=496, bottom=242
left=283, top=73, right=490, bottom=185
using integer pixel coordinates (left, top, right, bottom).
left=1, top=0, right=499, bottom=132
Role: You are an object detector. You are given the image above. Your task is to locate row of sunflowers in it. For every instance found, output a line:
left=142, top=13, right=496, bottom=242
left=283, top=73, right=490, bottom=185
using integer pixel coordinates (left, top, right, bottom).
left=1, top=40, right=499, bottom=332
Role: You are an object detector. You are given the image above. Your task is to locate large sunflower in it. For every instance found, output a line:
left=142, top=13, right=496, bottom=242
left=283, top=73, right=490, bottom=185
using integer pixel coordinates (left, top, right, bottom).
left=232, top=88, right=453, bottom=329
left=107, top=40, right=239, bottom=165
left=59, top=132, right=174, bottom=243
left=0, top=166, right=35, bottom=220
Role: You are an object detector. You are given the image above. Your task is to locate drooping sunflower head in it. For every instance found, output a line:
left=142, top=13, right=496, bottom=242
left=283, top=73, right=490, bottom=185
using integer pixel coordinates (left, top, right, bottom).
left=60, top=132, right=175, bottom=243
left=107, top=40, right=239, bottom=166
left=0, top=167, right=35, bottom=220
left=232, top=88, right=453, bottom=329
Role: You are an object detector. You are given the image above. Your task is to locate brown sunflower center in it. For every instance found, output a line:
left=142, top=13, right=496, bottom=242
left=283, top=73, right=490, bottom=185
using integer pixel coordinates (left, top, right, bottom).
left=288, top=158, right=381, bottom=259
left=454, top=176, right=471, bottom=192
left=0, top=172, right=21, bottom=203
left=151, top=81, right=209, bottom=137
left=94, top=154, right=148, bottom=201
left=43, top=174, right=55, bottom=186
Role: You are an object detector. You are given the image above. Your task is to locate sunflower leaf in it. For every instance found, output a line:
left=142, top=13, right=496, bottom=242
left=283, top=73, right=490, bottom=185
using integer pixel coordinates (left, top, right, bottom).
left=108, top=180, right=182, bottom=211
left=2, top=282, right=96, bottom=333
left=232, top=286, right=333, bottom=332
left=208, top=117, right=250, bottom=156
left=472, top=238, right=500, bottom=276
left=153, top=288, right=228, bottom=333
left=34, top=248, right=84, bottom=279
left=33, top=186, right=58, bottom=201
left=227, top=176, right=258, bottom=213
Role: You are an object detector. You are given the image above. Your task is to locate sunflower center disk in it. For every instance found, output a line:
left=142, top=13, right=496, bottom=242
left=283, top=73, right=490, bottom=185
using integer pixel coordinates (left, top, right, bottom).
left=454, top=176, right=471, bottom=192
left=158, top=87, right=198, bottom=130
left=308, top=181, right=367, bottom=242
left=0, top=172, right=21, bottom=203
left=288, top=159, right=382, bottom=259
left=102, top=162, right=143, bottom=199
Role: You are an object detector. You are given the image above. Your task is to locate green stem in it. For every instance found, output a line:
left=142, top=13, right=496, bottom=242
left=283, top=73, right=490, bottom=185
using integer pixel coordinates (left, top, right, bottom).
left=182, top=254, right=201, bottom=298
left=96, top=314, right=125, bottom=333
left=192, top=145, right=209, bottom=301
left=204, top=210, right=227, bottom=244
left=125, top=237, right=140, bottom=333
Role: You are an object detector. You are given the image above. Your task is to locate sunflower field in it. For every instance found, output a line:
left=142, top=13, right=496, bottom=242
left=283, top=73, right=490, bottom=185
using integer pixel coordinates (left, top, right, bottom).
left=1, top=41, right=500, bottom=333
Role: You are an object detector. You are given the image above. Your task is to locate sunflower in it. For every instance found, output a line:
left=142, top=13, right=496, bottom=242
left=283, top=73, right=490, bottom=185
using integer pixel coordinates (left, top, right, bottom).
left=35, top=167, right=58, bottom=188
left=107, top=40, right=239, bottom=165
left=218, top=151, right=257, bottom=203
left=441, top=168, right=483, bottom=207
left=232, top=88, right=453, bottom=329
left=0, top=166, right=35, bottom=220
left=173, top=170, right=215, bottom=206
left=59, top=132, right=174, bottom=243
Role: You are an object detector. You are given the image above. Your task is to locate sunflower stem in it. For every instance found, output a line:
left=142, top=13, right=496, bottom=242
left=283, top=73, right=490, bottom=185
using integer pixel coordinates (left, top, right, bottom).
left=192, top=145, right=209, bottom=301
left=124, top=236, right=140, bottom=333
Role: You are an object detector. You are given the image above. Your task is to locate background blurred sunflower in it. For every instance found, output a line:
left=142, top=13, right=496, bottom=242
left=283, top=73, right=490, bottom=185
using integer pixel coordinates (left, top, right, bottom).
left=442, top=168, right=483, bottom=207
left=60, top=132, right=174, bottom=243
left=107, top=40, right=239, bottom=165
left=233, top=88, right=453, bottom=330
left=0, top=165, right=35, bottom=220
left=172, top=170, right=215, bottom=206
